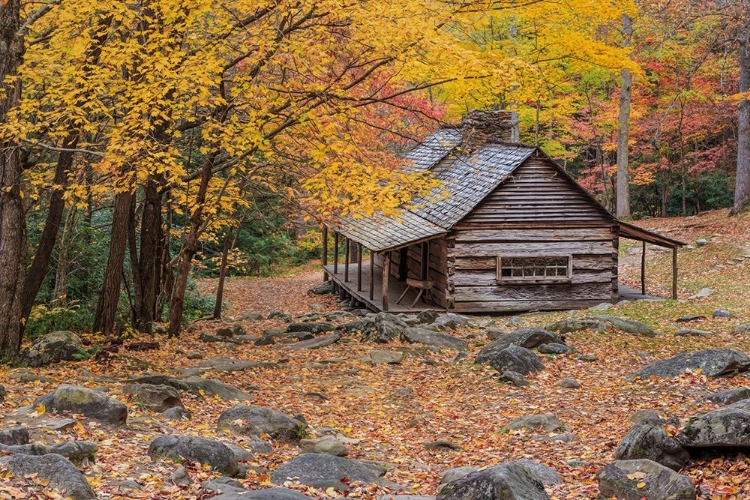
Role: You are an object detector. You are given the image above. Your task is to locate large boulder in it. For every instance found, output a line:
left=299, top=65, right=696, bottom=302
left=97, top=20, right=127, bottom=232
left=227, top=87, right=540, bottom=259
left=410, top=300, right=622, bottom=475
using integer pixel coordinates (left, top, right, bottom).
left=127, top=374, right=254, bottom=401
left=487, top=346, right=544, bottom=376
left=401, top=328, right=468, bottom=351
left=299, top=435, right=348, bottom=456
left=678, top=398, right=750, bottom=449
left=270, top=453, right=398, bottom=491
left=4, top=453, right=96, bottom=500
left=212, top=487, right=311, bottom=499
left=631, top=349, right=750, bottom=379
left=217, top=405, right=305, bottom=440
left=284, top=333, right=340, bottom=350
left=505, top=414, right=566, bottom=433
left=0, top=441, right=98, bottom=462
left=0, top=427, right=29, bottom=446
left=587, top=316, right=657, bottom=336
left=33, top=385, right=127, bottom=425
left=437, top=463, right=549, bottom=500
left=597, top=459, right=695, bottom=500
left=546, top=317, right=613, bottom=334
left=123, top=383, right=183, bottom=412
left=19, top=331, right=86, bottom=367
left=476, top=328, right=563, bottom=364
left=614, top=422, right=689, bottom=471
left=287, top=322, right=334, bottom=334
left=699, top=387, right=750, bottom=405
left=148, top=435, right=238, bottom=476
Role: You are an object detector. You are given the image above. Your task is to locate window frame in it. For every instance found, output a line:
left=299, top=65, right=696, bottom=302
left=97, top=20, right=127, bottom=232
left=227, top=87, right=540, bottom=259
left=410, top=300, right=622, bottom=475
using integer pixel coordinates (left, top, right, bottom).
left=496, top=254, right=573, bottom=284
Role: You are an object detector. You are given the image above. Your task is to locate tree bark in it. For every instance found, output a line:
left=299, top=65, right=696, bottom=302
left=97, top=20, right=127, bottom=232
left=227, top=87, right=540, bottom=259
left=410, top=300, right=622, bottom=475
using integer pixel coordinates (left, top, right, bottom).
left=731, top=13, right=750, bottom=215
left=52, top=205, right=78, bottom=307
left=0, top=0, right=25, bottom=359
left=213, top=226, right=235, bottom=320
left=93, top=188, right=133, bottom=333
left=616, top=14, right=633, bottom=219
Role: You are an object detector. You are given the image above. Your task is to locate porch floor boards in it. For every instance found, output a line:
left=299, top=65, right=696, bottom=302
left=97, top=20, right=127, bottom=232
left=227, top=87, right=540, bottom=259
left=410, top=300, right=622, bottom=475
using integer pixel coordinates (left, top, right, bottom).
left=323, top=263, right=436, bottom=313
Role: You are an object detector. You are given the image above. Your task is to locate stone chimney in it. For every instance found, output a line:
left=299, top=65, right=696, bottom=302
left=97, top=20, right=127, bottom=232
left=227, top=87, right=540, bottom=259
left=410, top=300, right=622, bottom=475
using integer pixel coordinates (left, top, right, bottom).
left=461, top=110, right=519, bottom=145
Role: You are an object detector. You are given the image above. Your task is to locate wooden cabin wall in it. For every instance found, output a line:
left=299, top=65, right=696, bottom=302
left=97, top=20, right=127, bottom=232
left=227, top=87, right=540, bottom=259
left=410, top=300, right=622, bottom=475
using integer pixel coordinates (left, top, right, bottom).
left=446, top=156, right=618, bottom=312
left=379, top=239, right=449, bottom=309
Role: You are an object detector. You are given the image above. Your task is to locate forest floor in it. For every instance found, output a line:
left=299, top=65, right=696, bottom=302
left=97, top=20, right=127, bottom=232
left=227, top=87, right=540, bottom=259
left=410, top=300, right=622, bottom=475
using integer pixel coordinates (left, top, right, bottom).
left=2, top=208, right=750, bottom=499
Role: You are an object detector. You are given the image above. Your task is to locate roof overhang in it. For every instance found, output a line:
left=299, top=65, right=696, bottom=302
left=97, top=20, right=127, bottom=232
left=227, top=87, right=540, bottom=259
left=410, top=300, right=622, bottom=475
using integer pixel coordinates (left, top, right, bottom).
left=617, top=220, right=686, bottom=248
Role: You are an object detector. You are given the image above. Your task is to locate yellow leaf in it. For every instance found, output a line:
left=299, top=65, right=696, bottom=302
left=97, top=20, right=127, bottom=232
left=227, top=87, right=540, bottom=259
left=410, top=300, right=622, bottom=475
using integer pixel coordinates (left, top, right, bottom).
left=34, top=403, right=46, bottom=415
left=637, top=481, right=647, bottom=488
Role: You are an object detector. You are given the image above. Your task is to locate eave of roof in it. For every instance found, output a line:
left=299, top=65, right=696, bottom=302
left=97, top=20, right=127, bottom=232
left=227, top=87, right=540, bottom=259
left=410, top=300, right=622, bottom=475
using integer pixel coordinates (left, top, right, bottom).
left=617, top=220, right=686, bottom=248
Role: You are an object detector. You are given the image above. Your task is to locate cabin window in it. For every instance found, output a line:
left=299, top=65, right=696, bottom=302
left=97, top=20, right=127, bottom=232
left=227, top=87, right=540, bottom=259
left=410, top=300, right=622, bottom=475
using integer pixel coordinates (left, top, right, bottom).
left=497, top=256, right=571, bottom=282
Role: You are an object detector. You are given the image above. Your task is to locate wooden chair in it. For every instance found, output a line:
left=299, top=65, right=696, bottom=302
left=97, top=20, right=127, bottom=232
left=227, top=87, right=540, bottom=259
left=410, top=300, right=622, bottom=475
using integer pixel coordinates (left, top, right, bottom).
left=396, top=278, right=434, bottom=307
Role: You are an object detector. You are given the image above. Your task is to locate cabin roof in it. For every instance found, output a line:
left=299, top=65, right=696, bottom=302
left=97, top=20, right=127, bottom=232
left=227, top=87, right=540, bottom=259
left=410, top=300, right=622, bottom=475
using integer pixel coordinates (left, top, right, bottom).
left=332, top=127, right=685, bottom=251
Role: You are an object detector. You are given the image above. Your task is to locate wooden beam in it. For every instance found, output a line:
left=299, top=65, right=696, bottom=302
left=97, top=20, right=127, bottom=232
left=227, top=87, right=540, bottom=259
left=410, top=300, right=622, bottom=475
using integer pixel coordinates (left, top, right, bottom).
left=641, top=241, right=646, bottom=296
left=344, top=236, right=350, bottom=282
left=369, top=251, right=374, bottom=300
left=322, top=226, right=329, bottom=281
left=333, top=232, right=339, bottom=274
left=382, top=251, right=391, bottom=312
left=357, top=244, right=362, bottom=292
left=672, top=248, right=678, bottom=300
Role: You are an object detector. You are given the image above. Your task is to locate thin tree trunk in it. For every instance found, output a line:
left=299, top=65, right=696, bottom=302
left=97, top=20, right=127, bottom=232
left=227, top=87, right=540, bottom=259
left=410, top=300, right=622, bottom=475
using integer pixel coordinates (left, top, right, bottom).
left=213, top=226, right=235, bottom=320
left=731, top=15, right=750, bottom=215
left=0, top=0, right=25, bottom=359
left=136, top=177, right=161, bottom=332
left=94, top=188, right=133, bottom=333
left=616, top=14, right=633, bottom=219
left=127, top=192, right=141, bottom=327
left=52, top=205, right=78, bottom=306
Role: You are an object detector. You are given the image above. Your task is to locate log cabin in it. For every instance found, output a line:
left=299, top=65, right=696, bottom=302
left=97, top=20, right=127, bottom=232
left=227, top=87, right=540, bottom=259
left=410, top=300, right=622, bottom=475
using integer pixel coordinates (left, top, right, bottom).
left=322, top=110, right=685, bottom=313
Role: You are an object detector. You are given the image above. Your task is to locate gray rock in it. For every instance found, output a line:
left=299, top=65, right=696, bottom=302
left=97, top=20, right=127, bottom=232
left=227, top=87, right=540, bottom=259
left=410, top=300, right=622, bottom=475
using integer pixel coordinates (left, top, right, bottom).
left=309, top=282, right=334, bottom=295
left=417, top=310, right=441, bottom=324
left=217, top=405, right=305, bottom=440
left=485, top=327, right=508, bottom=340
left=578, top=354, right=599, bottom=362
left=170, top=466, right=192, bottom=485
left=33, top=384, right=127, bottom=425
left=402, top=328, right=468, bottom=351
left=287, top=322, right=334, bottom=334
left=476, top=328, right=563, bottom=363
left=557, top=378, right=580, bottom=389
left=19, top=331, right=86, bottom=367
left=628, top=409, right=663, bottom=424
left=440, top=466, right=478, bottom=485
left=678, top=398, right=750, bottom=449
left=9, top=368, right=52, bottom=383
left=0, top=427, right=29, bottom=446
left=212, top=487, right=311, bottom=500
left=514, top=459, right=563, bottom=485
left=379, top=496, right=435, bottom=500
left=5, top=453, right=96, bottom=500
left=268, top=311, right=293, bottom=321
left=148, top=435, right=238, bottom=476
left=123, top=383, right=183, bottom=412
left=243, top=312, right=264, bottom=321
left=299, top=435, right=347, bottom=456
left=284, top=333, right=340, bottom=350
left=546, top=317, right=612, bottom=333
left=533, top=433, right=580, bottom=443
left=696, top=238, right=707, bottom=247
left=367, top=350, right=404, bottom=365
left=614, top=422, right=690, bottom=471
left=597, top=459, right=696, bottom=500
left=733, top=323, right=750, bottom=334
left=431, top=313, right=469, bottom=331
left=588, top=316, right=657, bottom=337
left=487, top=346, right=544, bottom=376
left=676, top=315, right=706, bottom=323
left=117, top=479, right=142, bottom=490
left=436, top=463, right=549, bottom=500
left=247, top=436, right=273, bottom=454
left=225, top=443, right=254, bottom=462
left=505, top=414, right=566, bottom=433
left=675, top=329, right=714, bottom=337
left=700, top=387, right=750, bottom=405
left=631, top=349, right=750, bottom=379
left=181, top=357, right=279, bottom=376
left=270, top=453, right=399, bottom=491
left=162, top=407, right=192, bottom=420
left=500, top=371, right=530, bottom=387
left=712, top=309, right=733, bottom=318
left=0, top=440, right=98, bottom=462
left=537, top=343, right=570, bottom=354
left=181, top=376, right=254, bottom=401
left=689, top=288, right=713, bottom=299
left=424, top=440, right=461, bottom=451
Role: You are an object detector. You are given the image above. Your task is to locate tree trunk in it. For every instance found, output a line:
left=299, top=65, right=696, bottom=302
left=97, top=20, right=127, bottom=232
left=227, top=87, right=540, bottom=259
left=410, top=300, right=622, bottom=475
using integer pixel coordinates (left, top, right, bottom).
left=136, top=177, right=161, bottom=332
left=93, top=188, right=133, bottom=333
left=731, top=15, right=750, bottom=215
left=20, top=134, right=77, bottom=326
left=0, top=0, right=25, bottom=359
left=52, top=205, right=78, bottom=307
left=168, top=152, right=216, bottom=337
left=213, top=226, right=235, bottom=320
left=616, top=14, right=633, bottom=219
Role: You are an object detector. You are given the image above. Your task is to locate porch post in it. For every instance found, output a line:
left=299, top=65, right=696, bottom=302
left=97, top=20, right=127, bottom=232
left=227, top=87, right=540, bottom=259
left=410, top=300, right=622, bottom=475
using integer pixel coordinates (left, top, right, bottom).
left=322, top=226, right=329, bottom=281
left=382, top=251, right=391, bottom=312
left=641, top=241, right=646, bottom=295
left=672, top=247, right=678, bottom=300
left=369, top=250, right=375, bottom=300
left=344, top=236, right=350, bottom=282
left=357, top=244, right=363, bottom=292
left=333, top=232, right=339, bottom=274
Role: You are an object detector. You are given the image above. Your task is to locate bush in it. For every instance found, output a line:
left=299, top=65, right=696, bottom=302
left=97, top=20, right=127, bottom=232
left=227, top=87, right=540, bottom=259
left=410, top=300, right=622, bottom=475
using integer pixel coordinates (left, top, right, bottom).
left=24, top=303, right=94, bottom=339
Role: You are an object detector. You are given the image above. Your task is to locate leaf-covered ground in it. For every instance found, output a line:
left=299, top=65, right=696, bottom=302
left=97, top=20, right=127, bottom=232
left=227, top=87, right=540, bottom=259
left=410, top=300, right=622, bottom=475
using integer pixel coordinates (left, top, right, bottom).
left=2, top=209, right=750, bottom=499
